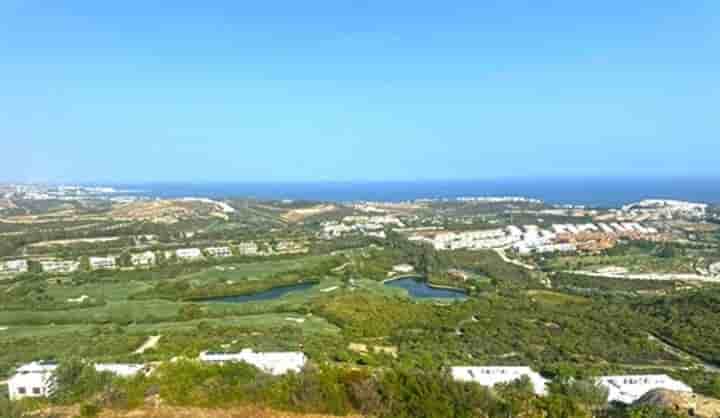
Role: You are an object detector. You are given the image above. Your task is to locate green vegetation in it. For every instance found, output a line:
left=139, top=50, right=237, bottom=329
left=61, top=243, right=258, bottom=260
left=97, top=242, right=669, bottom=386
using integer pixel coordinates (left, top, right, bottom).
left=542, top=241, right=697, bottom=274
left=2, top=197, right=720, bottom=418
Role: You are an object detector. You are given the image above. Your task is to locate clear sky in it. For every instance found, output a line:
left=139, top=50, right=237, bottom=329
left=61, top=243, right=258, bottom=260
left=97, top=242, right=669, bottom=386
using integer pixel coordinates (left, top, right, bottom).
left=1, top=1, right=718, bottom=183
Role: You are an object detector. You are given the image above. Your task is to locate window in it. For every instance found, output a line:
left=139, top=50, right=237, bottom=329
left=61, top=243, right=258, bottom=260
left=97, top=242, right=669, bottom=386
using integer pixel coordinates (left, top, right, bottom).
left=32, top=387, right=41, bottom=395
left=18, top=387, right=26, bottom=394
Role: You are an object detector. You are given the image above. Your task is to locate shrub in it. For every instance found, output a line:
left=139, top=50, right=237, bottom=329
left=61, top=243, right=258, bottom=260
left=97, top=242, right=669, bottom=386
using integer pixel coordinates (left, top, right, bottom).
left=52, top=359, right=114, bottom=405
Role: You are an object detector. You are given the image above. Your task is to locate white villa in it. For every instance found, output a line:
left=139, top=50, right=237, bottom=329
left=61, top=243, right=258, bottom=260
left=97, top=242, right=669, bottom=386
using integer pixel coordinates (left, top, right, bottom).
left=176, top=248, right=203, bottom=260
left=597, top=375, right=693, bottom=404
left=94, top=363, right=146, bottom=378
left=8, top=361, right=58, bottom=400
left=199, top=349, right=307, bottom=376
left=131, top=251, right=157, bottom=267
left=9, top=361, right=147, bottom=400
left=205, top=246, right=233, bottom=258
left=89, top=256, right=117, bottom=270
left=451, top=366, right=549, bottom=395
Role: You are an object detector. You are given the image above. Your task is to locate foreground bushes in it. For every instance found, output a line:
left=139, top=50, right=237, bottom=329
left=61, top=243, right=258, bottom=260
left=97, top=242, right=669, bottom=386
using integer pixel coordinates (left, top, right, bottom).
left=39, top=359, right=689, bottom=418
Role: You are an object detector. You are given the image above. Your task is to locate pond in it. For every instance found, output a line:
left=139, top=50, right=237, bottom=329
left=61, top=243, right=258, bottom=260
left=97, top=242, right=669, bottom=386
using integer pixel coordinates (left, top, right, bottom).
left=385, top=277, right=467, bottom=300
left=200, top=282, right=316, bottom=303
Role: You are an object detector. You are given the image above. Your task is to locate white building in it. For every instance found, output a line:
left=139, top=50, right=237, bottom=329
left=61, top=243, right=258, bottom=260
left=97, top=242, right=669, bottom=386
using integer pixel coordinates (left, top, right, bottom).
left=8, top=361, right=58, bottom=400
left=392, top=264, right=415, bottom=274
left=597, top=375, right=693, bottom=404
left=451, top=366, right=548, bottom=395
left=0, top=259, right=28, bottom=274
left=598, top=223, right=616, bottom=234
left=40, top=260, right=80, bottom=274
left=131, top=251, right=156, bottom=267
left=94, top=363, right=146, bottom=378
left=89, top=256, right=117, bottom=270
left=199, top=349, right=307, bottom=376
left=176, top=248, right=203, bottom=260
left=236, top=242, right=259, bottom=256
left=506, top=226, right=523, bottom=237
left=205, top=246, right=233, bottom=258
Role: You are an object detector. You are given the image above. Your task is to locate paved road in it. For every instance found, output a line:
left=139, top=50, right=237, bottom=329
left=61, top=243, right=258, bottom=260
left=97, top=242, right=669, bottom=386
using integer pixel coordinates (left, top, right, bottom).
left=648, top=333, right=719, bottom=373
left=494, top=248, right=536, bottom=270
left=134, top=335, right=162, bottom=354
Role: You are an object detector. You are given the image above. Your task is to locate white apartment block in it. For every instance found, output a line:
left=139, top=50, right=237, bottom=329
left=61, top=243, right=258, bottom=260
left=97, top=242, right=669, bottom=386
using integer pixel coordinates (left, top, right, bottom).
left=176, top=248, right=203, bottom=260
left=40, top=260, right=80, bottom=274
left=236, top=242, right=259, bottom=256
left=597, top=375, right=692, bottom=404
left=0, top=259, right=28, bottom=274
left=131, top=251, right=156, bottom=267
left=452, top=366, right=548, bottom=396
left=205, top=246, right=233, bottom=258
left=199, top=349, right=307, bottom=376
left=89, top=256, right=117, bottom=270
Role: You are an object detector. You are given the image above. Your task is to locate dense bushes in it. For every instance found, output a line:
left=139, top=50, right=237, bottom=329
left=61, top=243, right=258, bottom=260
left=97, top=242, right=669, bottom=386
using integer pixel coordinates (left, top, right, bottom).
left=37, top=360, right=690, bottom=418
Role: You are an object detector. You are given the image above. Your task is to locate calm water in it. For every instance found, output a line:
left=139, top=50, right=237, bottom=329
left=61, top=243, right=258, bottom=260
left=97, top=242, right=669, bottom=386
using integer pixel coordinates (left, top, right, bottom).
left=104, top=177, right=720, bottom=207
left=200, top=282, right=316, bottom=303
left=385, top=277, right=467, bottom=300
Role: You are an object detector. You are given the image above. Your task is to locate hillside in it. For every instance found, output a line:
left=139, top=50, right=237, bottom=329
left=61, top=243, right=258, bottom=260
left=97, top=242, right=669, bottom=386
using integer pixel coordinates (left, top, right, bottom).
left=39, top=405, right=365, bottom=418
left=636, top=389, right=720, bottom=418
left=110, top=200, right=229, bottom=223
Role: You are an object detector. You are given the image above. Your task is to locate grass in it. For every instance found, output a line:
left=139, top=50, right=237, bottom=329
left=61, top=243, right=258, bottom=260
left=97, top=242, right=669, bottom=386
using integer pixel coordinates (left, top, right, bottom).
left=526, top=290, right=591, bottom=306
left=545, top=254, right=696, bottom=274
left=124, top=313, right=340, bottom=336
left=0, top=300, right=182, bottom=325
left=179, top=256, right=332, bottom=283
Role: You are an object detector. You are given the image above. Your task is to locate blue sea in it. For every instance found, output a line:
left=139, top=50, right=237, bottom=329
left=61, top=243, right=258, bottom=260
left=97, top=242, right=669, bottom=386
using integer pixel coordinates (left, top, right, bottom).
left=103, top=177, right=719, bottom=207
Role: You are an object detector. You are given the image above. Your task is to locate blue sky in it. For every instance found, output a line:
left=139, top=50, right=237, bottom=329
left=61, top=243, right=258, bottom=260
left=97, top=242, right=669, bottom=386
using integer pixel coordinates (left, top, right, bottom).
left=1, top=1, right=718, bottom=183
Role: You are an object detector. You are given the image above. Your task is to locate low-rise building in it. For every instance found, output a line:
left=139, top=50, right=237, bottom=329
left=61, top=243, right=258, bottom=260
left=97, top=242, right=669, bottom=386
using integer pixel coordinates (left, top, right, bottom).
left=89, top=256, right=117, bottom=270
left=176, top=248, right=203, bottom=261
left=597, top=375, right=693, bottom=404
left=40, top=260, right=80, bottom=274
left=451, top=366, right=548, bottom=395
left=392, top=264, right=415, bottom=274
left=0, top=259, right=28, bottom=275
left=205, top=246, right=233, bottom=258
left=199, top=349, right=307, bottom=376
left=236, top=242, right=259, bottom=256
left=94, top=363, right=146, bottom=378
left=131, top=251, right=156, bottom=267
left=8, top=361, right=58, bottom=400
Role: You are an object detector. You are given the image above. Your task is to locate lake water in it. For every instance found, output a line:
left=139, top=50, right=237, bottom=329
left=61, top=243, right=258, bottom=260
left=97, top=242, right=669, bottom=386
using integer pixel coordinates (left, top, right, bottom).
left=201, top=282, right=316, bottom=303
left=385, top=277, right=467, bottom=300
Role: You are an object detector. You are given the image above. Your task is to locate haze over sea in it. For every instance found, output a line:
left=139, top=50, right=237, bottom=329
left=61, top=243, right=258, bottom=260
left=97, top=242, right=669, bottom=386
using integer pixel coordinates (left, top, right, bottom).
left=103, top=177, right=720, bottom=207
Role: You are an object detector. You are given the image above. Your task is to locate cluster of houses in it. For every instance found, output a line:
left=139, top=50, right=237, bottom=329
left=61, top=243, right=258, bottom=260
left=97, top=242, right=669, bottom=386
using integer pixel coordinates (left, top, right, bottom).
left=410, top=228, right=516, bottom=251
left=0, top=238, right=312, bottom=277
left=7, top=348, right=307, bottom=401
left=0, top=242, right=264, bottom=276
left=621, top=200, right=708, bottom=220
left=320, top=215, right=405, bottom=240
left=405, top=222, right=659, bottom=255
left=451, top=366, right=692, bottom=404
left=7, top=356, right=694, bottom=407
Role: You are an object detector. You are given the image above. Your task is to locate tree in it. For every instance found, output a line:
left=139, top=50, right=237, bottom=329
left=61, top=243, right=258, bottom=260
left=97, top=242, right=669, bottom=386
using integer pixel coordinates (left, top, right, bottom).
left=118, top=252, right=132, bottom=268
